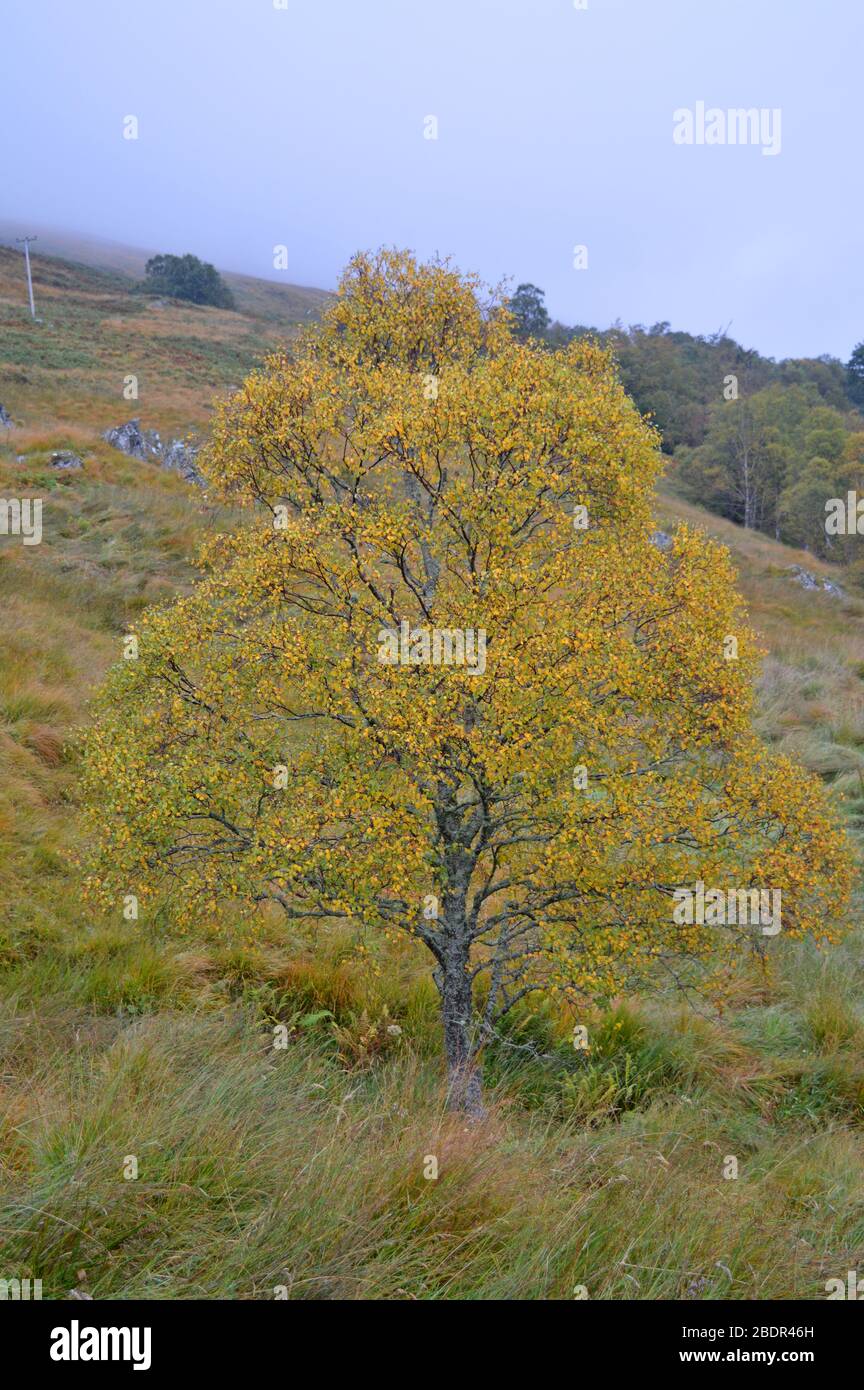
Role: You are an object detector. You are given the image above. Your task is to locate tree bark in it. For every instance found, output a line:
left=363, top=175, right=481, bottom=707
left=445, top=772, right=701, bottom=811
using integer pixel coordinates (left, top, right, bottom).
left=434, top=785, right=486, bottom=1118
left=440, top=941, right=485, bottom=1119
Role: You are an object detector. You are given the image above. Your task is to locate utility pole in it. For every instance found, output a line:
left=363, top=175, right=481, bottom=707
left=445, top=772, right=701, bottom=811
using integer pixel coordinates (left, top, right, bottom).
left=16, top=236, right=37, bottom=319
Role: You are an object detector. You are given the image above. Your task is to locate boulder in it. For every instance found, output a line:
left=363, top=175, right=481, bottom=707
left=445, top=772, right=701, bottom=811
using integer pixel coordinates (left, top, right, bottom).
left=50, top=450, right=84, bottom=470
left=788, top=564, right=819, bottom=591
left=102, top=418, right=204, bottom=486
left=161, top=436, right=204, bottom=485
left=102, top=418, right=162, bottom=462
left=786, top=565, right=844, bottom=598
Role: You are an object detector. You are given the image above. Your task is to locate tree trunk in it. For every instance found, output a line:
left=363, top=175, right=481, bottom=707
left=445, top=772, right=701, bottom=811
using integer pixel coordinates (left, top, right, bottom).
left=440, top=944, right=485, bottom=1119
left=435, top=801, right=486, bottom=1118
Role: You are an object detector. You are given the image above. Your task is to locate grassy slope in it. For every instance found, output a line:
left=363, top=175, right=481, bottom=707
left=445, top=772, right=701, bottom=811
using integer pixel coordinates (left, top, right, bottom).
left=0, top=220, right=330, bottom=328
left=1, top=249, right=863, bottom=1301
left=0, top=236, right=329, bottom=438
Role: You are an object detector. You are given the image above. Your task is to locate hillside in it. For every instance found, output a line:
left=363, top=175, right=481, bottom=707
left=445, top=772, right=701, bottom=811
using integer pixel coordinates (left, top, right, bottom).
left=0, top=220, right=331, bottom=324
left=0, top=228, right=329, bottom=438
left=1, top=243, right=863, bottom=1301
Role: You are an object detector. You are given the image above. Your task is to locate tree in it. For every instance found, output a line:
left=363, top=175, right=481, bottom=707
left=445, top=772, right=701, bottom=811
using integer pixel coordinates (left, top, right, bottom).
left=676, top=396, right=783, bottom=532
left=508, top=283, right=549, bottom=340
left=80, top=250, right=852, bottom=1115
left=846, top=341, right=864, bottom=410
left=142, top=253, right=235, bottom=309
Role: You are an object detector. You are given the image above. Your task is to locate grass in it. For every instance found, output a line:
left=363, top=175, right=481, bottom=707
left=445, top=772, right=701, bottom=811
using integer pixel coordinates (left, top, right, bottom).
left=2, top=939, right=864, bottom=1300
left=1, top=242, right=863, bottom=1300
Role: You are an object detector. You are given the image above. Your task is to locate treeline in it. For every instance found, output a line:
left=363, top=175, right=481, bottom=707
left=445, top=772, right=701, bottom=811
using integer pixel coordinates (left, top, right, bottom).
left=509, top=284, right=864, bottom=560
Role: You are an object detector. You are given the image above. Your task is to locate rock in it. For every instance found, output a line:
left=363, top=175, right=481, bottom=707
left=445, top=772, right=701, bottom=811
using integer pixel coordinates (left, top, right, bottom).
left=103, top=418, right=204, bottom=486
left=161, top=436, right=204, bottom=485
left=102, top=418, right=162, bottom=462
left=788, top=565, right=820, bottom=591
left=821, top=577, right=845, bottom=598
left=786, top=565, right=844, bottom=598
left=650, top=529, right=674, bottom=552
left=50, top=450, right=84, bottom=470
left=0, top=403, right=13, bottom=428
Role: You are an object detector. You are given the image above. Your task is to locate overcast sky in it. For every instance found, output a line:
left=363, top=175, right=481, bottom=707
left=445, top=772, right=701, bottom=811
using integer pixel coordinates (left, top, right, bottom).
left=2, top=0, right=860, bottom=360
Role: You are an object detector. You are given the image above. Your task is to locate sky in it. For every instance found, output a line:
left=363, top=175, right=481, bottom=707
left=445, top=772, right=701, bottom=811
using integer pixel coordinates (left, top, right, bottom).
left=1, top=0, right=861, bottom=361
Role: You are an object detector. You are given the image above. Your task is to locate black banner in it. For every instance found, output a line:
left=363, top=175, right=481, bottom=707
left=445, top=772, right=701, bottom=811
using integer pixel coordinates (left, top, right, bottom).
left=3, top=1297, right=857, bottom=1375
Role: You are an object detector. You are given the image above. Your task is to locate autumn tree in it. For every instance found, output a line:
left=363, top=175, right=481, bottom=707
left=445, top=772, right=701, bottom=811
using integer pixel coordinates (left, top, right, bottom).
left=81, top=250, right=852, bottom=1115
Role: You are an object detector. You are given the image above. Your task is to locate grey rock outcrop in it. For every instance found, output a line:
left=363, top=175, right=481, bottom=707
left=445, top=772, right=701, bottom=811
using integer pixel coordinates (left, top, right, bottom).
left=50, top=450, right=84, bottom=470
left=789, top=564, right=819, bottom=591
left=787, top=565, right=844, bottom=598
left=102, top=418, right=162, bottom=462
left=102, top=418, right=204, bottom=486
left=160, top=436, right=204, bottom=485
left=0, top=403, right=13, bottom=428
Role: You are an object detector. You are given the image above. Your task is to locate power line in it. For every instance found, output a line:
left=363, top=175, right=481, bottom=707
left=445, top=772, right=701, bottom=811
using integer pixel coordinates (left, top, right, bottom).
left=16, top=236, right=37, bottom=319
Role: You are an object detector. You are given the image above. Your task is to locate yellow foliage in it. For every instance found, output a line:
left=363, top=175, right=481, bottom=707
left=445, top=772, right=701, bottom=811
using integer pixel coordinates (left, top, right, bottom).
left=79, top=250, right=853, bottom=1076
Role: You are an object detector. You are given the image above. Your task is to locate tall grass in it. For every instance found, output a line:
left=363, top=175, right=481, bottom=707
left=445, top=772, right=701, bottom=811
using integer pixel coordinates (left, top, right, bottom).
left=2, top=936, right=864, bottom=1299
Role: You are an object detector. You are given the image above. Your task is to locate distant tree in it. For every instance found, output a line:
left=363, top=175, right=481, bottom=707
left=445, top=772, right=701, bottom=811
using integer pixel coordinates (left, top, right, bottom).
left=506, top=279, right=861, bottom=456
left=508, top=283, right=549, bottom=340
left=546, top=320, right=582, bottom=349
left=846, top=341, right=864, bottom=409
left=777, top=458, right=850, bottom=557
left=142, top=253, right=235, bottom=309
left=676, top=396, right=782, bottom=532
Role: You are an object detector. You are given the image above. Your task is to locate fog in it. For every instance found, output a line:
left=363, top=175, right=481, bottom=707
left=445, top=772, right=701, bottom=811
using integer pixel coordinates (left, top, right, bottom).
left=2, top=0, right=861, bottom=357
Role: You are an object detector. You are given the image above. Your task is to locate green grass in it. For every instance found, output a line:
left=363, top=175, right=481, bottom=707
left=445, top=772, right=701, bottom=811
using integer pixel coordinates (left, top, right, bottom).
left=2, top=934, right=864, bottom=1299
